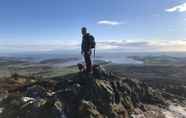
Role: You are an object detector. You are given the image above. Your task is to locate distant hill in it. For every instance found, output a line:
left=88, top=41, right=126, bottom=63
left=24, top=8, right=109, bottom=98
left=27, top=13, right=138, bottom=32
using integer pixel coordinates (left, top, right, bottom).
left=39, top=58, right=79, bottom=64
left=129, top=55, right=186, bottom=65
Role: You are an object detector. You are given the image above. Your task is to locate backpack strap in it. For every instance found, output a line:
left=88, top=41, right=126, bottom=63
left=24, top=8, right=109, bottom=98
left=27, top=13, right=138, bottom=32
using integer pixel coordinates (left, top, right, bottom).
left=94, top=47, right=96, bottom=61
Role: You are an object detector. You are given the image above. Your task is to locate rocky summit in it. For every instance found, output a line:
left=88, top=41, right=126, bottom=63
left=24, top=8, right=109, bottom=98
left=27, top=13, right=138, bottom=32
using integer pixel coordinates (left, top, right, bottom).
left=0, top=65, right=182, bottom=118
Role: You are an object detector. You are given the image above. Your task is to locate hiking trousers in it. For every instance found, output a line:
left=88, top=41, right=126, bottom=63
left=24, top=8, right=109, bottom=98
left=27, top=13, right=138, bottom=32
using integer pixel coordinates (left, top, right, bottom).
left=84, top=52, right=92, bottom=73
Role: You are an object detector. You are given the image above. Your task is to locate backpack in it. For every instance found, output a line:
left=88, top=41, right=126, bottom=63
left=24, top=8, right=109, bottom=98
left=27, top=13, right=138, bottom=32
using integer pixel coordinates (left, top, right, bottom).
left=89, top=35, right=96, bottom=49
left=88, top=34, right=96, bottom=60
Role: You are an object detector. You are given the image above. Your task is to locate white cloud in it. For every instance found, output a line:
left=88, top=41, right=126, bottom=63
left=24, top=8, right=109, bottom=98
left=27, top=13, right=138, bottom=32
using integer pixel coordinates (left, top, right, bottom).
left=165, top=3, right=186, bottom=12
left=0, top=43, right=80, bottom=52
left=97, top=20, right=123, bottom=26
left=1, top=40, right=186, bottom=52
left=96, top=40, right=186, bottom=52
left=96, top=40, right=158, bottom=51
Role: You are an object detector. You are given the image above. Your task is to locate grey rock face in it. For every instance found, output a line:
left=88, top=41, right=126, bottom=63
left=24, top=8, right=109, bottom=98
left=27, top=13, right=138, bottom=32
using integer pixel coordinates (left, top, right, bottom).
left=0, top=66, right=167, bottom=118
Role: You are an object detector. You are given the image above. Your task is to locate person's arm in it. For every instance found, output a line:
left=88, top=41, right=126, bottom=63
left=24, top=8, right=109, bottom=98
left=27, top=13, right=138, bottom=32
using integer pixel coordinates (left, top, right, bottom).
left=81, top=39, right=84, bottom=55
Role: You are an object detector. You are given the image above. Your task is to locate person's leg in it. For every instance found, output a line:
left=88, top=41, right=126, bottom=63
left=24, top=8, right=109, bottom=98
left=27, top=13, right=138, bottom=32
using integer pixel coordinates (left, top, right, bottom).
left=87, top=54, right=92, bottom=72
left=84, top=53, right=92, bottom=73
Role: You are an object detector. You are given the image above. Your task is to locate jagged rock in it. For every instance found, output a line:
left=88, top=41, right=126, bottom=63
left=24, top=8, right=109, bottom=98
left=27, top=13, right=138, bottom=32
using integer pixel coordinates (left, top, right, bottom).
left=0, top=95, right=25, bottom=118
left=26, top=85, right=47, bottom=98
left=0, top=89, right=8, bottom=102
left=132, top=105, right=166, bottom=118
left=111, top=103, right=129, bottom=118
left=0, top=95, right=67, bottom=118
left=78, top=100, right=103, bottom=118
left=0, top=66, right=168, bottom=118
left=92, top=64, right=111, bottom=78
left=121, top=95, right=134, bottom=112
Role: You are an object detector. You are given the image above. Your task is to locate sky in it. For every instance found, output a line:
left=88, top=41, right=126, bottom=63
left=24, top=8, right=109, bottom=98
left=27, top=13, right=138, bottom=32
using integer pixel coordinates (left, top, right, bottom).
left=0, top=0, right=186, bottom=53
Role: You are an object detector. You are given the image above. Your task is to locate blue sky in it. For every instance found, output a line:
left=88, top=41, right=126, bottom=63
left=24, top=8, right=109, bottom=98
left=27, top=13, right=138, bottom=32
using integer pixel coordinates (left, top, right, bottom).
left=0, top=0, right=186, bottom=52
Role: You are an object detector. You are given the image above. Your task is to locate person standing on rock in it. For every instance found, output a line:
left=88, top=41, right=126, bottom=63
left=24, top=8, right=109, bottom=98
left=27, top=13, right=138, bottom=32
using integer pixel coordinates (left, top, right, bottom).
left=81, top=27, right=96, bottom=73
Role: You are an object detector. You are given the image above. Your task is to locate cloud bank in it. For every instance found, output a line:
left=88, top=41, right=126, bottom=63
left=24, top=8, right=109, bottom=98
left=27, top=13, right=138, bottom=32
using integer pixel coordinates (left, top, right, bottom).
left=97, top=20, right=123, bottom=26
left=96, top=40, right=186, bottom=52
left=1, top=40, right=186, bottom=53
left=166, top=3, right=186, bottom=12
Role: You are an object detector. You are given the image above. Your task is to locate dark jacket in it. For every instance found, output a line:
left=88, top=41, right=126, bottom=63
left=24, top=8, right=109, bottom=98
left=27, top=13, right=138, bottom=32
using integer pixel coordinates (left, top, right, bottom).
left=81, top=33, right=93, bottom=53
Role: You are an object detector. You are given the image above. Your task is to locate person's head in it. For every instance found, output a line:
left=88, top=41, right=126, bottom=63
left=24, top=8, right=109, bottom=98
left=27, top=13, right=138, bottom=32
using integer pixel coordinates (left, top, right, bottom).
left=81, top=27, right=87, bottom=36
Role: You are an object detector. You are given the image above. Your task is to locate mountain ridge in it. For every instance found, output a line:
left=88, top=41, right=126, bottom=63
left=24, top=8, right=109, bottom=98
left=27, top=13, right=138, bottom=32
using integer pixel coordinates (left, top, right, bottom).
left=0, top=65, right=185, bottom=118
